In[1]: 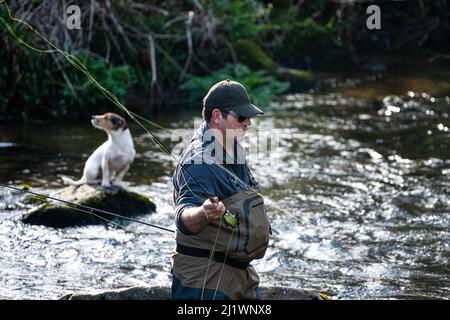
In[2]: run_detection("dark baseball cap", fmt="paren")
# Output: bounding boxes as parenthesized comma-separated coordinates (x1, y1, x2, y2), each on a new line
(203, 79, 264, 118)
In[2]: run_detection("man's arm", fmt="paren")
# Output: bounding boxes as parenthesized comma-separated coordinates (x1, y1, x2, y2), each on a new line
(180, 197, 225, 234)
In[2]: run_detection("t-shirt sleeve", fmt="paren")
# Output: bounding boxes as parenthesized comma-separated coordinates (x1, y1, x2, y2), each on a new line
(174, 164, 220, 235)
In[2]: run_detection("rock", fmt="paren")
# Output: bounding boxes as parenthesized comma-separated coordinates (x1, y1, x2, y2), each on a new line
(59, 286, 170, 300)
(234, 39, 276, 70)
(260, 286, 323, 300)
(21, 184, 156, 228)
(275, 66, 313, 81)
(233, 39, 314, 90)
(59, 285, 323, 300)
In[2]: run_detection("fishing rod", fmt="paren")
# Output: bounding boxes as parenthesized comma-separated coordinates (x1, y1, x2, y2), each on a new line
(0, 183, 175, 233)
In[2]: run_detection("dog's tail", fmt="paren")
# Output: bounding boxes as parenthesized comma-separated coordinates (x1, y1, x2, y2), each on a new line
(61, 176, 86, 186)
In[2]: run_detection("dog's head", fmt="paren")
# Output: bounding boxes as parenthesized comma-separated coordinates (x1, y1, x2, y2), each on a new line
(91, 113, 127, 132)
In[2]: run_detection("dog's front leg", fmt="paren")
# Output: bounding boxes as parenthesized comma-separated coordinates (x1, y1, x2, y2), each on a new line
(114, 164, 130, 185)
(101, 155, 111, 188)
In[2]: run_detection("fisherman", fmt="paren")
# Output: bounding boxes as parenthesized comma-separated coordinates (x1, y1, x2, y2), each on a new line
(171, 79, 271, 300)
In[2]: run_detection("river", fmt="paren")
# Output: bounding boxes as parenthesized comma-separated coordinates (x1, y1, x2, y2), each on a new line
(0, 61, 449, 299)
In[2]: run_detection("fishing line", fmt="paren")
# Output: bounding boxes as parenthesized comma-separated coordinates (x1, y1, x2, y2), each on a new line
(213, 226, 235, 300)
(0, 0, 230, 220)
(1, 1, 283, 219)
(200, 218, 222, 300)
(0, 2, 246, 298)
(61, 202, 127, 230)
(1, 4, 334, 300)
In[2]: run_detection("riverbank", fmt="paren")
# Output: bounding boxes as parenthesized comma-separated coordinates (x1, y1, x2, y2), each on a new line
(1, 54, 448, 125)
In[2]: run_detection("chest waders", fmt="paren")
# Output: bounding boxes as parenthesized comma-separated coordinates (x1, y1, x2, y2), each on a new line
(172, 187, 270, 300)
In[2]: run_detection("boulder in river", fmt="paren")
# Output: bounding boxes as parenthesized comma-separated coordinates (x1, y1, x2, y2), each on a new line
(21, 184, 156, 228)
(59, 285, 324, 300)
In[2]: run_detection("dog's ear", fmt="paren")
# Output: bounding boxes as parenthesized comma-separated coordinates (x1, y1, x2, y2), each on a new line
(110, 115, 118, 126)
(110, 115, 125, 129)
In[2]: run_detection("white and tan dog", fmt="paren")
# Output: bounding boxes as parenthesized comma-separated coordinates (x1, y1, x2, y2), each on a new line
(62, 112, 135, 187)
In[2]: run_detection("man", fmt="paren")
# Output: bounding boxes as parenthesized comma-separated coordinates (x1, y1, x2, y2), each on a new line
(171, 79, 271, 300)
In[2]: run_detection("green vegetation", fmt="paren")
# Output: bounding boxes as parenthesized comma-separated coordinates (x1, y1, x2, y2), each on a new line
(0, 0, 449, 122)
(23, 194, 48, 205)
(181, 63, 289, 108)
(63, 55, 137, 110)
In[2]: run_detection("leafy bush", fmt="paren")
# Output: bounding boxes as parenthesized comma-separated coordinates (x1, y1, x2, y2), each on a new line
(62, 54, 138, 109)
(180, 63, 290, 108)
(1, 50, 137, 120)
(209, 0, 268, 42)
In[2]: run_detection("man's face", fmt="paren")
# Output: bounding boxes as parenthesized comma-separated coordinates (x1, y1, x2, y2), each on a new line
(221, 110, 251, 142)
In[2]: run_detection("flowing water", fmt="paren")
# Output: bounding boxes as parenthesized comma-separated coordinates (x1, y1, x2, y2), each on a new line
(1, 63, 449, 299)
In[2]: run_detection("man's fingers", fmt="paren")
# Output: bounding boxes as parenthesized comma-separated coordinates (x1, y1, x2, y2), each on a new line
(203, 200, 226, 220)
(217, 202, 225, 213)
(204, 203, 219, 210)
(205, 202, 224, 212)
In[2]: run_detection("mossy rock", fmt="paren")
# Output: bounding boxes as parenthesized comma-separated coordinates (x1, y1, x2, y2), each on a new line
(274, 66, 316, 91)
(21, 184, 156, 228)
(260, 286, 325, 300)
(59, 285, 324, 300)
(234, 39, 314, 89)
(234, 39, 275, 70)
(275, 66, 313, 80)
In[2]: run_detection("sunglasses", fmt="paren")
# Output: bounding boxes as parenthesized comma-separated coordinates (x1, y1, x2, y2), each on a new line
(222, 110, 248, 123)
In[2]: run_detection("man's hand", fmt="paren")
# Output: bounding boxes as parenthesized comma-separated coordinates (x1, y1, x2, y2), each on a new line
(180, 197, 226, 234)
(202, 197, 226, 220)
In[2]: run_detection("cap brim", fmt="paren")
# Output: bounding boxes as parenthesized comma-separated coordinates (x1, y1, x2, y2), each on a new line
(234, 103, 264, 118)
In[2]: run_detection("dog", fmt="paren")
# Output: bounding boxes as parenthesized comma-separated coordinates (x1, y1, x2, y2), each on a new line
(62, 112, 135, 187)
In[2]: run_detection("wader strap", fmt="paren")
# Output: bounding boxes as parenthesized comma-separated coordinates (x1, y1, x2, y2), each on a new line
(176, 244, 249, 270)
